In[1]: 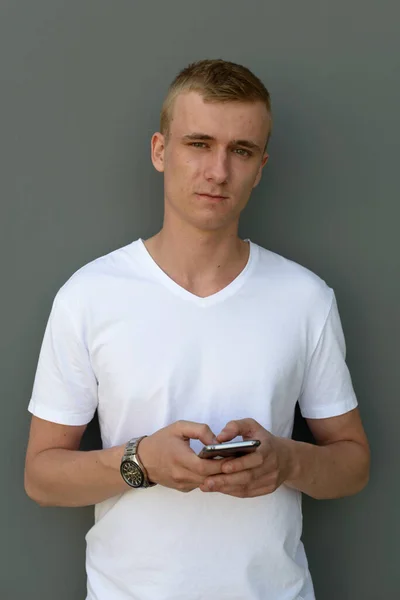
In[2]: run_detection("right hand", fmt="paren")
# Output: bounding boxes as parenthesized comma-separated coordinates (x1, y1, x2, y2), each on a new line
(137, 421, 225, 492)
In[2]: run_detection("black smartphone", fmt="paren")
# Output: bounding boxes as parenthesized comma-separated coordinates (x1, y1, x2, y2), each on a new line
(198, 439, 261, 459)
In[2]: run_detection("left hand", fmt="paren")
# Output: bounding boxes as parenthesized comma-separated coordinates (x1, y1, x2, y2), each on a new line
(199, 418, 294, 498)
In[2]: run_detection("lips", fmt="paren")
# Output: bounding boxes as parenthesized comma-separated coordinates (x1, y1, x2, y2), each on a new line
(196, 193, 228, 200)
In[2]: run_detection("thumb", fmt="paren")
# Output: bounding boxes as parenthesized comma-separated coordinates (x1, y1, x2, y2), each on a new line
(174, 420, 217, 445)
(217, 418, 260, 442)
(216, 420, 240, 442)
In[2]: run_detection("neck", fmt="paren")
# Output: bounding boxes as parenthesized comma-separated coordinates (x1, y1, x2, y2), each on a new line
(143, 218, 249, 296)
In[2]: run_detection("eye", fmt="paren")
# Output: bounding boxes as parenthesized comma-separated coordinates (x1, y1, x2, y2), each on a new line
(234, 148, 252, 157)
(190, 142, 208, 148)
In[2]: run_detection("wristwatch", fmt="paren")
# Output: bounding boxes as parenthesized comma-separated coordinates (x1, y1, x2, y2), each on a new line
(120, 436, 156, 488)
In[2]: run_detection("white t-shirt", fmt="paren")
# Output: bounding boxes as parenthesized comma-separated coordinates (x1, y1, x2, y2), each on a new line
(28, 239, 358, 600)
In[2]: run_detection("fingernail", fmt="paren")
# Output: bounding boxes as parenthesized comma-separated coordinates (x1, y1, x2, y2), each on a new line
(224, 463, 233, 473)
(208, 480, 215, 490)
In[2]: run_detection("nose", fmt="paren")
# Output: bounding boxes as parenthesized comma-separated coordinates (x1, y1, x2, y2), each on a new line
(204, 148, 229, 185)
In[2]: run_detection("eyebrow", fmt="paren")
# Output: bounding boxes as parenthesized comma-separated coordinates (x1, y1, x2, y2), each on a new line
(182, 133, 262, 154)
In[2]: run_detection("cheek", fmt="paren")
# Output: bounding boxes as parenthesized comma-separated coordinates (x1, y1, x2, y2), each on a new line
(164, 157, 198, 198)
(168, 151, 198, 178)
(229, 168, 260, 209)
(236, 168, 258, 194)
(249, 163, 264, 188)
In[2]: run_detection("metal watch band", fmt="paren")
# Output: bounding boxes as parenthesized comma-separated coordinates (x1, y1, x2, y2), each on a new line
(121, 436, 156, 488)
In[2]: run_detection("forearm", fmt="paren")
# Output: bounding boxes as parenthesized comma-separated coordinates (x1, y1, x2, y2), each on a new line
(283, 438, 370, 500)
(25, 445, 128, 507)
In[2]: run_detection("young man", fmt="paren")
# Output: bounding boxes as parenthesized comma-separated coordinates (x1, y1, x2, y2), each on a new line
(25, 59, 370, 600)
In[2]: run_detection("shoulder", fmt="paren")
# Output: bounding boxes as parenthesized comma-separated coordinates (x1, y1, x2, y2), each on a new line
(52, 240, 141, 317)
(252, 241, 334, 315)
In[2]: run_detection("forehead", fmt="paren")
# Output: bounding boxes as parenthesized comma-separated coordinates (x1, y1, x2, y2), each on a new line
(169, 91, 269, 146)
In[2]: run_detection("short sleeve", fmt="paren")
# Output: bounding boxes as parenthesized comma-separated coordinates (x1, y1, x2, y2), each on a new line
(298, 293, 358, 419)
(28, 293, 98, 426)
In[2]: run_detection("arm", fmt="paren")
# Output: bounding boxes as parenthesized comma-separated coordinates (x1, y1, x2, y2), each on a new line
(25, 290, 225, 507)
(284, 408, 370, 499)
(24, 416, 224, 507)
(24, 416, 127, 507)
(200, 410, 370, 500)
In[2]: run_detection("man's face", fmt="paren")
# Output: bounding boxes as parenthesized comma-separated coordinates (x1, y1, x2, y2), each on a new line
(152, 91, 270, 232)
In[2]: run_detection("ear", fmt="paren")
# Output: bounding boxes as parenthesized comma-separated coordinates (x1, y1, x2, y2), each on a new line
(253, 153, 269, 189)
(151, 132, 165, 173)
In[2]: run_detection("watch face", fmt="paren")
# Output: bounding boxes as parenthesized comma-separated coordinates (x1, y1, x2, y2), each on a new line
(121, 460, 144, 488)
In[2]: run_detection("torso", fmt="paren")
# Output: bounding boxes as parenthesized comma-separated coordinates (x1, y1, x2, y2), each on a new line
(60, 238, 330, 599)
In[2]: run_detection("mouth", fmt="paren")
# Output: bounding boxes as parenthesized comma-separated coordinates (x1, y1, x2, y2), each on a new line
(196, 193, 228, 201)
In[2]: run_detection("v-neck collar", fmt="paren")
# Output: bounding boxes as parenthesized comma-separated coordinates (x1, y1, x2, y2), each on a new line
(136, 238, 258, 307)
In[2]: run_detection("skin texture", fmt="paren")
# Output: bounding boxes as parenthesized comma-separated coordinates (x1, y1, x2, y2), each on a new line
(152, 91, 270, 234)
(198, 412, 370, 500)
(24, 418, 225, 506)
(145, 91, 270, 297)
(24, 91, 369, 506)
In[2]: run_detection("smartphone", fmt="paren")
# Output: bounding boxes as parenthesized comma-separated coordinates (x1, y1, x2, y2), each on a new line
(198, 439, 261, 459)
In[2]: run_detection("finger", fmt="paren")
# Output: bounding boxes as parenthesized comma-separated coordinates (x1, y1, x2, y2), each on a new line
(175, 420, 217, 445)
(208, 464, 279, 491)
(202, 468, 257, 491)
(215, 420, 241, 442)
(220, 450, 264, 474)
(202, 461, 279, 491)
(216, 418, 260, 442)
(167, 464, 211, 488)
(200, 482, 250, 498)
(200, 477, 274, 497)
(186, 454, 228, 477)
(225, 478, 279, 497)
(172, 467, 205, 487)
(245, 485, 275, 497)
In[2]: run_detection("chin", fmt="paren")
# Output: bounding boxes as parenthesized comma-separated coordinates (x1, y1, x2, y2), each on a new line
(168, 198, 239, 231)
(190, 214, 237, 232)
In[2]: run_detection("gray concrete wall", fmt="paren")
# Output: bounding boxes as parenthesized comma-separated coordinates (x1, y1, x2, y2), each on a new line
(1, 1, 398, 598)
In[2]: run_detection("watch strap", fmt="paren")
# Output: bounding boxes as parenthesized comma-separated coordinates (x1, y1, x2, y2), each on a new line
(121, 436, 156, 488)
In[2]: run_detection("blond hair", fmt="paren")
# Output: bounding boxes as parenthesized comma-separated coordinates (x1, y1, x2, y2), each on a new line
(160, 59, 272, 148)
